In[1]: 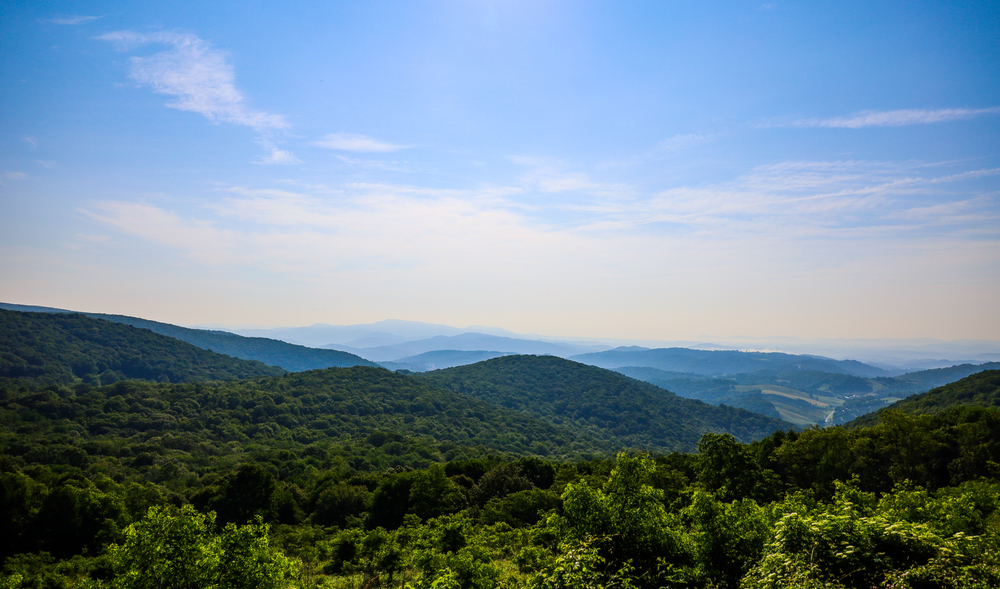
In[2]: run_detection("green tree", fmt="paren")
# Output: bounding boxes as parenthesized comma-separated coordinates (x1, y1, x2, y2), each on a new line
(107, 505, 297, 589)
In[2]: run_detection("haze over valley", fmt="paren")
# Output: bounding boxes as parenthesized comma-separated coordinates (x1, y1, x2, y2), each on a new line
(2, 2, 999, 587)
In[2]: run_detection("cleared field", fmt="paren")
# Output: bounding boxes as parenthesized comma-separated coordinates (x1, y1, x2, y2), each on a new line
(734, 384, 844, 407)
(730, 384, 848, 427)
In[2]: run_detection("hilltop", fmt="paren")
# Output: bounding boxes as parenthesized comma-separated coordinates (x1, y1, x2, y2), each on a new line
(0, 309, 284, 387)
(417, 355, 792, 452)
(847, 369, 1000, 428)
(614, 362, 1000, 426)
(0, 303, 377, 372)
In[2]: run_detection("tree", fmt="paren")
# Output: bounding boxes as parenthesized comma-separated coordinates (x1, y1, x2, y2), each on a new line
(107, 505, 297, 589)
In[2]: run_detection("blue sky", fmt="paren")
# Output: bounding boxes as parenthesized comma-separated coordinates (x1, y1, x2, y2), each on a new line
(1, 1, 998, 341)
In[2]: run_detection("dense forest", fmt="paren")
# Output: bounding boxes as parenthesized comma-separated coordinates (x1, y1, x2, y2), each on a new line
(0, 305, 376, 372)
(3, 372, 999, 587)
(417, 355, 790, 451)
(848, 369, 1000, 428)
(0, 310, 284, 388)
(1, 310, 998, 588)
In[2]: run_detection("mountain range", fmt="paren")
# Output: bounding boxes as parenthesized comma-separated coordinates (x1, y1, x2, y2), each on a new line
(4, 302, 998, 428)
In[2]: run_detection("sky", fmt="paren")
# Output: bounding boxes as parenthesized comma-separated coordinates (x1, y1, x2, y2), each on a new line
(1, 1, 999, 342)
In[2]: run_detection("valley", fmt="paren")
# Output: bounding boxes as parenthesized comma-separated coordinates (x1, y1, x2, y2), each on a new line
(1, 306, 999, 588)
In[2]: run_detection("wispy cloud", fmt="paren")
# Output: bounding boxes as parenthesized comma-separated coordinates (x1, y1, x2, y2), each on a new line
(80, 160, 999, 338)
(255, 139, 299, 165)
(4, 172, 28, 180)
(334, 155, 410, 172)
(256, 148, 300, 165)
(511, 156, 634, 199)
(84, 184, 536, 273)
(314, 133, 408, 152)
(782, 107, 1000, 129)
(654, 133, 712, 151)
(593, 161, 1000, 239)
(24, 136, 37, 149)
(47, 15, 101, 25)
(98, 31, 287, 131)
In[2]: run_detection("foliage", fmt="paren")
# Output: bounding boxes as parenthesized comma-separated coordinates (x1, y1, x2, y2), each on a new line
(82, 312, 379, 372)
(618, 363, 1000, 427)
(106, 505, 297, 589)
(0, 310, 284, 388)
(849, 369, 1000, 428)
(1, 351, 999, 588)
(419, 355, 791, 452)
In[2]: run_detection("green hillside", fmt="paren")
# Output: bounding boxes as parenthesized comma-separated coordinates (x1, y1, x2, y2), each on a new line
(872, 362, 1000, 393)
(3, 372, 999, 588)
(0, 303, 377, 372)
(847, 369, 1000, 428)
(617, 363, 1000, 426)
(417, 355, 792, 451)
(0, 365, 606, 469)
(0, 310, 284, 387)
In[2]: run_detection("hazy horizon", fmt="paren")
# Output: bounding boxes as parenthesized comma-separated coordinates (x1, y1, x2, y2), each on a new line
(2, 2, 998, 341)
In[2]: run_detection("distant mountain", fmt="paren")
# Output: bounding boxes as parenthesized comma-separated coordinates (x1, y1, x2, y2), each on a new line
(417, 355, 793, 452)
(230, 319, 524, 348)
(847, 369, 1000, 428)
(380, 350, 514, 372)
(571, 347, 889, 378)
(873, 362, 1000, 394)
(0, 309, 284, 387)
(0, 303, 377, 372)
(326, 333, 610, 362)
(616, 362, 1000, 427)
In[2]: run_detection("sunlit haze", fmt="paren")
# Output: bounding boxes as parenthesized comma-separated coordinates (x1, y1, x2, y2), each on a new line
(2, 1, 998, 342)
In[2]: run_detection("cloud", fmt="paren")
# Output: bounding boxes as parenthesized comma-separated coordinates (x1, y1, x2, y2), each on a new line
(314, 133, 408, 152)
(4, 172, 28, 180)
(36, 161, 56, 168)
(256, 148, 300, 165)
(783, 107, 1000, 129)
(24, 136, 37, 149)
(656, 133, 712, 151)
(78, 160, 999, 339)
(83, 201, 238, 265)
(98, 31, 286, 131)
(592, 161, 1000, 240)
(47, 15, 100, 25)
(510, 156, 633, 199)
(83, 184, 541, 274)
(334, 155, 410, 172)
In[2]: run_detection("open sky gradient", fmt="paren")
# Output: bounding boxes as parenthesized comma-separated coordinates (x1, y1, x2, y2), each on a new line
(2, 1, 998, 341)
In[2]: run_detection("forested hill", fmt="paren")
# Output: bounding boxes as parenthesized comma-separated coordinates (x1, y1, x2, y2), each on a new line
(872, 362, 1000, 394)
(417, 355, 793, 452)
(848, 369, 1000, 428)
(0, 303, 377, 372)
(570, 346, 888, 377)
(0, 365, 607, 468)
(0, 310, 284, 387)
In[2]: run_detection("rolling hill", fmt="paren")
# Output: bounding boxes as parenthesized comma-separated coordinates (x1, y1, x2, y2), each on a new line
(571, 346, 889, 377)
(324, 332, 607, 361)
(380, 350, 514, 372)
(0, 365, 610, 464)
(847, 369, 1000, 428)
(614, 362, 1000, 426)
(417, 355, 793, 452)
(0, 309, 285, 387)
(0, 303, 377, 372)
